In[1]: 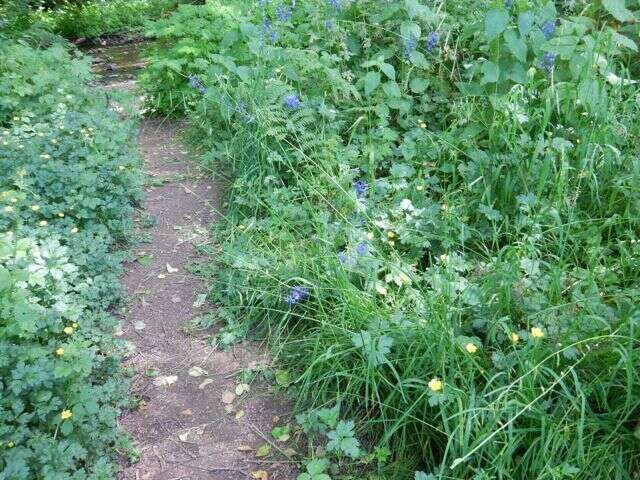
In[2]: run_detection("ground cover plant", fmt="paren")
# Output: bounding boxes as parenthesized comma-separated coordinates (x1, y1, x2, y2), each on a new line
(140, 0, 640, 478)
(0, 36, 143, 478)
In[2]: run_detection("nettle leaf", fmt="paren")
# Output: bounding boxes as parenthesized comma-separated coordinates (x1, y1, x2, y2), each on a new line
(380, 63, 396, 80)
(382, 81, 402, 98)
(390, 162, 416, 177)
(612, 31, 638, 51)
(410, 77, 429, 93)
(518, 11, 535, 36)
(404, 0, 435, 21)
(306, 458, 330, 475)
(602, 0, 635, 22)
(485, 8, 510, 41)
(401, 21, 422, 40)
(504, 30, 527, 62)
(480, 61, 500, 84)
(364, 71, 381, 96)
(409, 50, 428, 68)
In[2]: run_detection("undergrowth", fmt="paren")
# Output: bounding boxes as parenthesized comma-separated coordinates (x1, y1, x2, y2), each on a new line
(0, 33, 143, 478)
(140, 0, 640, 478)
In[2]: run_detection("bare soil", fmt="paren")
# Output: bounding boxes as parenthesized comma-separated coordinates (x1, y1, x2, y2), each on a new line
(102, 80, 296, 477)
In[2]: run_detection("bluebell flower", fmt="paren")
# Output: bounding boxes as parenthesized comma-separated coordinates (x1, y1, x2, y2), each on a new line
(352, 180, 368, 199)
(283, 94, 301, 109)
(404, 36, 416, 57)
(338, 250, 347, 263)
(504, 0, 513, 7)
(541, 20, 556, 39)
(540, 51, 555, 74)
(257, 0, 271, 6)
(325, 19, 334, 30)
(426, 31, 439, 53)
(187, 74, 206, 94)
(276, 5, 292, 22)
(285, 285, 310, 306)
(356, 242, 368, 255)
(327, 0, 340, 10)
(262, 19, 278, 43)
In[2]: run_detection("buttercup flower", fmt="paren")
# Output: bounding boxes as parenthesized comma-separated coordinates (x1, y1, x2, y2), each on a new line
(64, 326, 74, 335)
(60, 410, 73, 420)
(465, 343, 478, 354)
(39, 220, 48, 227)
(510, 332, 520, 343)
(428, 377, 443, 392)
(56, 347, 65, 356)
(3, 206, 13, 213)
(31, 205, 40, 211)
(531, 327, 544, 338)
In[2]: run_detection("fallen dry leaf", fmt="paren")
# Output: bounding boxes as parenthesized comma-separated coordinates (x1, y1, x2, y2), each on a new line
(224, 404, 235, 414)
(237, 445, 254, 452)
(198, 378, 214, 389)
(181, 409, 193, 416)
(221, 391, 236, 404)
(157, 273, 166, 279)
(188, 366, 208, 377)
(133, 321, 146, 331)
(235, 383, 250, 396)
(235, 410, 245, 420)
(251, 471, 268, 480)
(153, 375, 178, 387)
(166, 263, 179, 273)
(255, 444, 271, 458)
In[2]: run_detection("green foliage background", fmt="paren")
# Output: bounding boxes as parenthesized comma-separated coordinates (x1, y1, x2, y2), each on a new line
(140, 0, 640, 478)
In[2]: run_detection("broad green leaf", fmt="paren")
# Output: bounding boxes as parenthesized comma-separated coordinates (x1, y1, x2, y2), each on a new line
(410, 77, 429, 93)
(612, 31, 638, 51)
(404, 0, 435, 21)
(364, 71, 381, 96)
(382, 81, 402, 98)
(409, 50, 428, 68)
(307, 458, 329, 475)
(379, 62, 396, 80)
(602, 0, 635, 22)
(518, 11, 535, 36)
(480, 61, 500, 84)
(0, 266, 11, 290)
(400, 21, 421, 40)
(485, 8, 510, 41)
(504, 30, 527, 62)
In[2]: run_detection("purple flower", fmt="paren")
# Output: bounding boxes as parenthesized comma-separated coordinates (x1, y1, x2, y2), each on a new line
(540, 51, 555, 74)
(352, 180, 368, 199)
(404, 36, 416, 57)
(356, 242, 368, 255)
(327, 0, 340, 10)
(325, 19, 334, 30)
(338, 250, 347, 263)
(541, 20, 556, 40)
(262, 19, 278, 43)
(276, 5, 292, 22)
(285, 285, 310, 306)
(187, 74, 206, 94)
(426, 31, 439, 53)
(283, 94, 301, 109)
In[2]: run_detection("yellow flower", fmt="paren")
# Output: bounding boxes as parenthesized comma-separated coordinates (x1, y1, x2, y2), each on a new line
(420, 122, 427, 129)
(72, 322, 79, 329)
(510, 332, 520, 343)
(388, 240, 395, 247)
(31, 205, 40, 211)
(70, 227, 79, 234)
(10, 197, 17, 203)
(387, 231, 395, 238)
(375, 283, 388, 296)
(3, 206, 13, 213)
(60, 410, 72, 420)
(531, 327, 544, 339)
(56, 347, 65, 356)
(428, 377, 443, 392)
(7, 441, 14, 448)
(39, 220, 48, 227)
(58, 212, 65, 218)
(366, 232, 374, 240)
(416, 185, 424, 191)
(118, 165, 125, 171)
(63, 326, 74, 335)
(465, 343, 478, 354)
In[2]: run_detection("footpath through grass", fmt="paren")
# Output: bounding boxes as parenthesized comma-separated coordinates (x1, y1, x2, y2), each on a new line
(138, 0, 640, 478)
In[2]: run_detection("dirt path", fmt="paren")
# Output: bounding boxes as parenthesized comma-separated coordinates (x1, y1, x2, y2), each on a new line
(112, 116, 295, 478)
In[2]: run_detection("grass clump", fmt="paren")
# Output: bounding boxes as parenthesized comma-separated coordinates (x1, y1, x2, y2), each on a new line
(141, 0, 640, 477)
